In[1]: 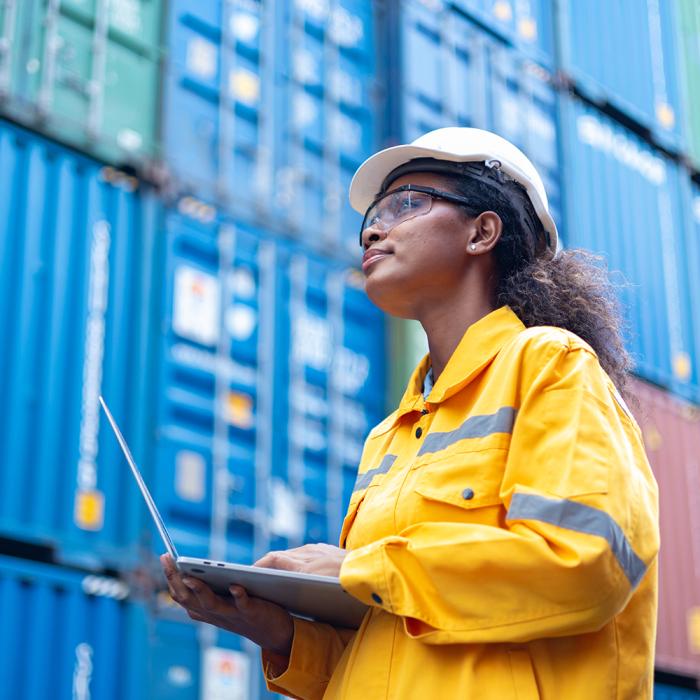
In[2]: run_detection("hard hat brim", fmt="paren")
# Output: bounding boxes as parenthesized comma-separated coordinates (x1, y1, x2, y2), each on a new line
(349, 142, 559, 252)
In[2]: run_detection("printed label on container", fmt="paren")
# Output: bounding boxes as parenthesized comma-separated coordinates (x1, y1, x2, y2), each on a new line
(173, 266, 221, 346)
(688, 607, 700, 654)
(175, 451, 206, 503)
(201, 647, 250, 700)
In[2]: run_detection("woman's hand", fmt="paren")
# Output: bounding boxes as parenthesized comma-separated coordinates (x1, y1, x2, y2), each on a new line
(160, 554, 294, 657)
(254, 543, 348, 577)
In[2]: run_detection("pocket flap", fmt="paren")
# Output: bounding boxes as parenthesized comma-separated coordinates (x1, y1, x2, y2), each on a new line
(414, 451, 505, 509)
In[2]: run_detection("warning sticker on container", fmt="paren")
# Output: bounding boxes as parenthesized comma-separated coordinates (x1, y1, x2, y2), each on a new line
(173, 266, 220, 346)
(201, 647, 250, 700)
(74, 489, 105, 531)
(226, 392, 254, 428)
(688, 607, 700, 654)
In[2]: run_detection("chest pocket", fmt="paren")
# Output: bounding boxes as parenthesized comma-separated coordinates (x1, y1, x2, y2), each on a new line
(412, 448, 506, 513)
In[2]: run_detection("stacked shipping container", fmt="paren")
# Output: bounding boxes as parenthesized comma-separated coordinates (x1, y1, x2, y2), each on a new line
(2, 0, 700, 696)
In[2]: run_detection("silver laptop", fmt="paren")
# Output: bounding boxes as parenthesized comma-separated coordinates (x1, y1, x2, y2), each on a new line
(99, 396, 367, 629)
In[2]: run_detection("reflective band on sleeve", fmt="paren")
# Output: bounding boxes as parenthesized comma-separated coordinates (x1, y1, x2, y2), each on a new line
(507, 493, 647, 588)
(353, 454, 397, 492)
(417, 407, 517, 456)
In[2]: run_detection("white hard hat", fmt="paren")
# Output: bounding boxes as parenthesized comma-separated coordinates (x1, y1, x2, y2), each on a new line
(349, 127, 559, 252)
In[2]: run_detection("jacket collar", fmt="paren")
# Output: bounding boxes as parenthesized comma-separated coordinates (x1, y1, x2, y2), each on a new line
(396, 306, 526, 417)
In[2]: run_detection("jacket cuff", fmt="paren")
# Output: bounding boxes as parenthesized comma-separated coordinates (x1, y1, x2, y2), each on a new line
(261, 617, 336, 700)
(339, 539, 393, 612)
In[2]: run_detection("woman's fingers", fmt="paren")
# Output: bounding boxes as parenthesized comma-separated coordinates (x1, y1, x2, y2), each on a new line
(161, 554, 197, 604)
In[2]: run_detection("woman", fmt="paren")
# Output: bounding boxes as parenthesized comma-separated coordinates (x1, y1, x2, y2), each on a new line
(161, 127, 659, 699)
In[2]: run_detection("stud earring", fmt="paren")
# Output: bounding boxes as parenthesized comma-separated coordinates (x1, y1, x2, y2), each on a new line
(470, 243, 477, 251)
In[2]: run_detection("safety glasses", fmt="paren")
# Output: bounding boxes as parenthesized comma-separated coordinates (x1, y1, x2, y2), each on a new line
(359, 184, 474, 247)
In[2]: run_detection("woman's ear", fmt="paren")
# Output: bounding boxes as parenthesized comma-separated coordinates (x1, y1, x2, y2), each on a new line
(467, 211, 502, 254)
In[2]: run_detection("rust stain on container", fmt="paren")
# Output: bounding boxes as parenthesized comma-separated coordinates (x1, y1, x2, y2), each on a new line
(631, 377, 700, 678)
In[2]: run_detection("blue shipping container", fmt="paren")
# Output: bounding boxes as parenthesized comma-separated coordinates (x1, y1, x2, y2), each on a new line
(161, 0, 378, 259)
(449, 0, 555, 66)
(396, 0, 562, 228)
(655, 683, 700, 699)
(148, 602, 273, 700)
(559, 98, 700, 402)
(150, 209, 387, 563)
(0, 555, 146, 700)
(0, 120, 159, 568)
(557, 0, 684, 150)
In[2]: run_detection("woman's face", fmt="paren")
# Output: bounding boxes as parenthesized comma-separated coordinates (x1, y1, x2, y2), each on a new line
(360, 172, 479, 318)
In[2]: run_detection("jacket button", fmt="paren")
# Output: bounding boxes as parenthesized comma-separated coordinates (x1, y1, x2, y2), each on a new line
(415, 427, 423, 438)
(371, 592, 383, 605)
(462, 488, 475, 500)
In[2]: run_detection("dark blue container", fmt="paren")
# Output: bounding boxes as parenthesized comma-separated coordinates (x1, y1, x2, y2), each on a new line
(0, 555, 147, 700)
(161, 0, 379, 258)
(0, 120, 159, 568)
(450, 0, 555, 66)
(396, 1, 562, 228)
(559, 97, 700, 403)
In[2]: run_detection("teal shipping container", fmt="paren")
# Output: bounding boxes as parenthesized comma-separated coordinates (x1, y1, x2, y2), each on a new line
(0, 0, 163, 167)
(0, 555, 147, 700)
(559, 97, 700, 404)
(676, 0, 700, 169)
(0, 120, 160, 568)
(557, 0, 683, 150)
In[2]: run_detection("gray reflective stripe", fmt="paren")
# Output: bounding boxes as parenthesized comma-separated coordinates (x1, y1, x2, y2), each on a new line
(353, 454, 397, 492)
(417, 406, 517, 456)
(507, 493, 647, 588)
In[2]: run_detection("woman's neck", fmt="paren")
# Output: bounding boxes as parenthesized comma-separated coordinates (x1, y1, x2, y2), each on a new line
(420, 299, 496, 381)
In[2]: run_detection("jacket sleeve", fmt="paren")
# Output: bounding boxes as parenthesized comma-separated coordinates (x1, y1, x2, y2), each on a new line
(262, 617, 356, 699)
(339, 342, 660, 645)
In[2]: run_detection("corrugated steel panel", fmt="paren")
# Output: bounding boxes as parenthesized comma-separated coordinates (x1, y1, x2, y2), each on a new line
(0, 0, 162, 166)
(148, 606, 268, 700)
(151, 210, 387, 561)
(161, 0, 378, 258)
(560, 98, 699, 403)
(275, 253, 386, 549)
(449, 0, 554, 66)
(396, 0, 562, 228)
(0, 555, 147, 700)
(677, 0, 700, 170)
(0, 121, 159, 567)
(631, 378, 700, 679)
(557, 0, 683, 149)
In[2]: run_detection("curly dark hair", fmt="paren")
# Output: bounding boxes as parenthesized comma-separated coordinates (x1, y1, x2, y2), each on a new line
(437, 171, 633, 397)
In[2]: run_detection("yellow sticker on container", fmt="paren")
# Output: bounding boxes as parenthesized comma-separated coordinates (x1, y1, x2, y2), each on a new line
(517, 17, 537, 41)
(673, 351, 692, 382)
(74, 489, 105, 531)
(687, 607, 700, 654)
(642, 422, 662, 452)
(230, 69, 260, 105)
(227, 392, 254, 429)
(656, 102, 676, 129)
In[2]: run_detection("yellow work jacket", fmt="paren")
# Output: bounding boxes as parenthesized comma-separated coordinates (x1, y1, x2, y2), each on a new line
(264, 306, 659, 699)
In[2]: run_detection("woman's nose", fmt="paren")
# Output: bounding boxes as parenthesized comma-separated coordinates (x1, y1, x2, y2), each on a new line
(361, 223, 388, 249)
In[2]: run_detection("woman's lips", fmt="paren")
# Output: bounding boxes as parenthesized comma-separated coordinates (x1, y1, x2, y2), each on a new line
(362, 249, 392, 272)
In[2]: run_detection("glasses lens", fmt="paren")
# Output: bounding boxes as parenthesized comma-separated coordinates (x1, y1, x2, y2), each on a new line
(363, 190, 432, 235)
